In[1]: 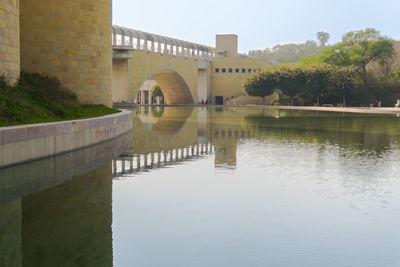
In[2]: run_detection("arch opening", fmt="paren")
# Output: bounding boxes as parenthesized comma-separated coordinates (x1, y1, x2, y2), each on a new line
(137, 68, 194, 105)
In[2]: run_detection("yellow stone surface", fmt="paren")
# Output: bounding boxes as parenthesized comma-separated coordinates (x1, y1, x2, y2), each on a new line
(0, 0, 20, 83)
(211, 57, 270, 101)
(20, 0, 112, 106)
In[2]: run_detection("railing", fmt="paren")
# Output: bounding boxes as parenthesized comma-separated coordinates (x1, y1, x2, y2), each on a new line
(112, 142, 214, 178)
(112, 25, 216, 61)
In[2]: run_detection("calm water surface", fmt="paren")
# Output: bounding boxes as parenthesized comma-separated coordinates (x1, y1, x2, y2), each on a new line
(1, 107, 400, 267)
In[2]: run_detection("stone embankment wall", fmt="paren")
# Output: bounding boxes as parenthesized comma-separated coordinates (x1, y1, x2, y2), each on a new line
(0, 0, 20, 82)
(0, 110, 132, 168)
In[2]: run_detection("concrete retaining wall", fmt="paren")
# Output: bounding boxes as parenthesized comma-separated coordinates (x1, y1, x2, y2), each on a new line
(0, 110, 132, 168)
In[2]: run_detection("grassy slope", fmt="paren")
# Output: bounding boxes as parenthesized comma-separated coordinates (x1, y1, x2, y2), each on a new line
(0, 72, 120, 127)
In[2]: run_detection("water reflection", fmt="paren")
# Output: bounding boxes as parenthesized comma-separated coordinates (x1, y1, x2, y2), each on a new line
(113, 107, 400, 177)
(112, 107, 400, 267)
(111, 107, 400, 267)
(0, 132, 131, 266)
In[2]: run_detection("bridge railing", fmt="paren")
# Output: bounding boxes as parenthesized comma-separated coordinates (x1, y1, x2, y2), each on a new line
(112, 142, 214, 178)
(112, 25, 216, 61)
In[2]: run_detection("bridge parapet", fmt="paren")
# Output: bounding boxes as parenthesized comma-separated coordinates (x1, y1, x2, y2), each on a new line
(112, 25, 215, 61)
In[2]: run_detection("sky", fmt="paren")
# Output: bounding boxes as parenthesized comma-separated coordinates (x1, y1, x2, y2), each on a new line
(113, 0, 400, 53)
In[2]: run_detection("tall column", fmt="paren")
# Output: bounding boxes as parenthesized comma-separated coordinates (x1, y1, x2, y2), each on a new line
(20, 0, 113, 106)
(147, 91, 152, 105)
(140, 90, 146, 105)
(0, 0, 20, 83)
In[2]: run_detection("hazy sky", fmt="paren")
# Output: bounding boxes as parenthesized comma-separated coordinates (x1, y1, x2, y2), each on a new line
(113, 0, 400, 52)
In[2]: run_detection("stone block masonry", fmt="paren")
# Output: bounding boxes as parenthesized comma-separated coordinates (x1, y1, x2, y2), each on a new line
(0, 0, 20, 83)
(19, 0, 113, 106)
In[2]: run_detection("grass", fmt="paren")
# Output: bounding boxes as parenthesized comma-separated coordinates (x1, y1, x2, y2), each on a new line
(0, 72, 120, 127)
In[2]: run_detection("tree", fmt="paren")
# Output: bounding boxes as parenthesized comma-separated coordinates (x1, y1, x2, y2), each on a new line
(151, 84, 163, 98)
(317, 31, 330, 47)
(304, 64, 331, 106)
(243, 71, 276, 105)
(324, 29, 394, 86)
(277, 65, 307, 106)
(244, 64, 356, 106)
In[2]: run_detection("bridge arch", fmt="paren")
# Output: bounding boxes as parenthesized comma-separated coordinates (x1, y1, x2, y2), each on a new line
(138, 66, 195, 105)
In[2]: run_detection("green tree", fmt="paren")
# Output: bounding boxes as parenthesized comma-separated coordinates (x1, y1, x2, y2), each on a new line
(151, 84, 164, 98)
(277, 65, 307, 106)
(243, 71, 276, 105)
(317, 31, 330, 47)
(324, 29, 394, 85)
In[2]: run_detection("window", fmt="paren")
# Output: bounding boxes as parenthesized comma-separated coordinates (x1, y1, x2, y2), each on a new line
(154, 42, 159, 53)
(215, 68, 220, 73)
(222, 68, 226, 73)
(132, 38, 138, 49)
(124, 36, 131, 46)
(116, 34, 122, 46)
(248, 69, 252, 73)
(140, 39, 146, 50)
(215, 96, 224, 105)
(235, 68, 239, 73)
(228, 68, 233, 73)
(242, 69, 246, 73)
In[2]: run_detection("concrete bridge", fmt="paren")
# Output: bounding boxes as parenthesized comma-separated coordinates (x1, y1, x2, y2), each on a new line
(112, 25, 215, 105)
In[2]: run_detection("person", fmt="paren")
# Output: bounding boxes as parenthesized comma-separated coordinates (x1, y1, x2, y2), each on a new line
(201, 99, 204, 106)
(205, 99, 209, 105)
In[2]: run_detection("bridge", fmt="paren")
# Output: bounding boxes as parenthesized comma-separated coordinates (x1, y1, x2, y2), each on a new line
(111, 25, 215, 105)
(1, 0, 270, 107)
(111, 25, 271, 106)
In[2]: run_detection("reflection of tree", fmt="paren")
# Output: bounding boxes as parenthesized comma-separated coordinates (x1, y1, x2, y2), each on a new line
(151, 106, 164, 118)
(244, 115, 400, 159)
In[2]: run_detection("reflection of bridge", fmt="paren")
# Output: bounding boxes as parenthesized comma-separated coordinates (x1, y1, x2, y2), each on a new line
(112, 142, 214, 177)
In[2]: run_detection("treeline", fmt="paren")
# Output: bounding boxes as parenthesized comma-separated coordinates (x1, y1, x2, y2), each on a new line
(244, 28, 400, 106)
(247, 31, 330, 63)
(243, 64, 355, 106)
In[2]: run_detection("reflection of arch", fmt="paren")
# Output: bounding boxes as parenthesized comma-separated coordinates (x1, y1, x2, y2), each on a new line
(138, 66, 194, 105)
(151, 107, 194, 136)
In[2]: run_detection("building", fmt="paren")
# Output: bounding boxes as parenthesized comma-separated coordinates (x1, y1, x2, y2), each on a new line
(211, 34, 271, 105)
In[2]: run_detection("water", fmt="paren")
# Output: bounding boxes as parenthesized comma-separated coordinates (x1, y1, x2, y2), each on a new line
(1, 107, 400, 267)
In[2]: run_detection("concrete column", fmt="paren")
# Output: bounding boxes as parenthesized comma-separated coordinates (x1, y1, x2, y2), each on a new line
(113, 160, 117, 175)
(137, 38, 140, 50)
(20, 0, 113, 106)
(0, 0, 20, 83)
(137, 156, 141, 170)
(121, 159, 126, 173)
(121, 35, 126, 48)
(147, 91, 152, 105)
(129, 36, 133, 48)
(140, 91, 146, 105)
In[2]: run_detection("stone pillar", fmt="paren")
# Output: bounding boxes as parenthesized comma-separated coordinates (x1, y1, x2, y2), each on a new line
(20, 0, 113, 106)
(0, 0, 20, 83)
(147, 91, 152, 105)
(140, 90, 146, 105)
